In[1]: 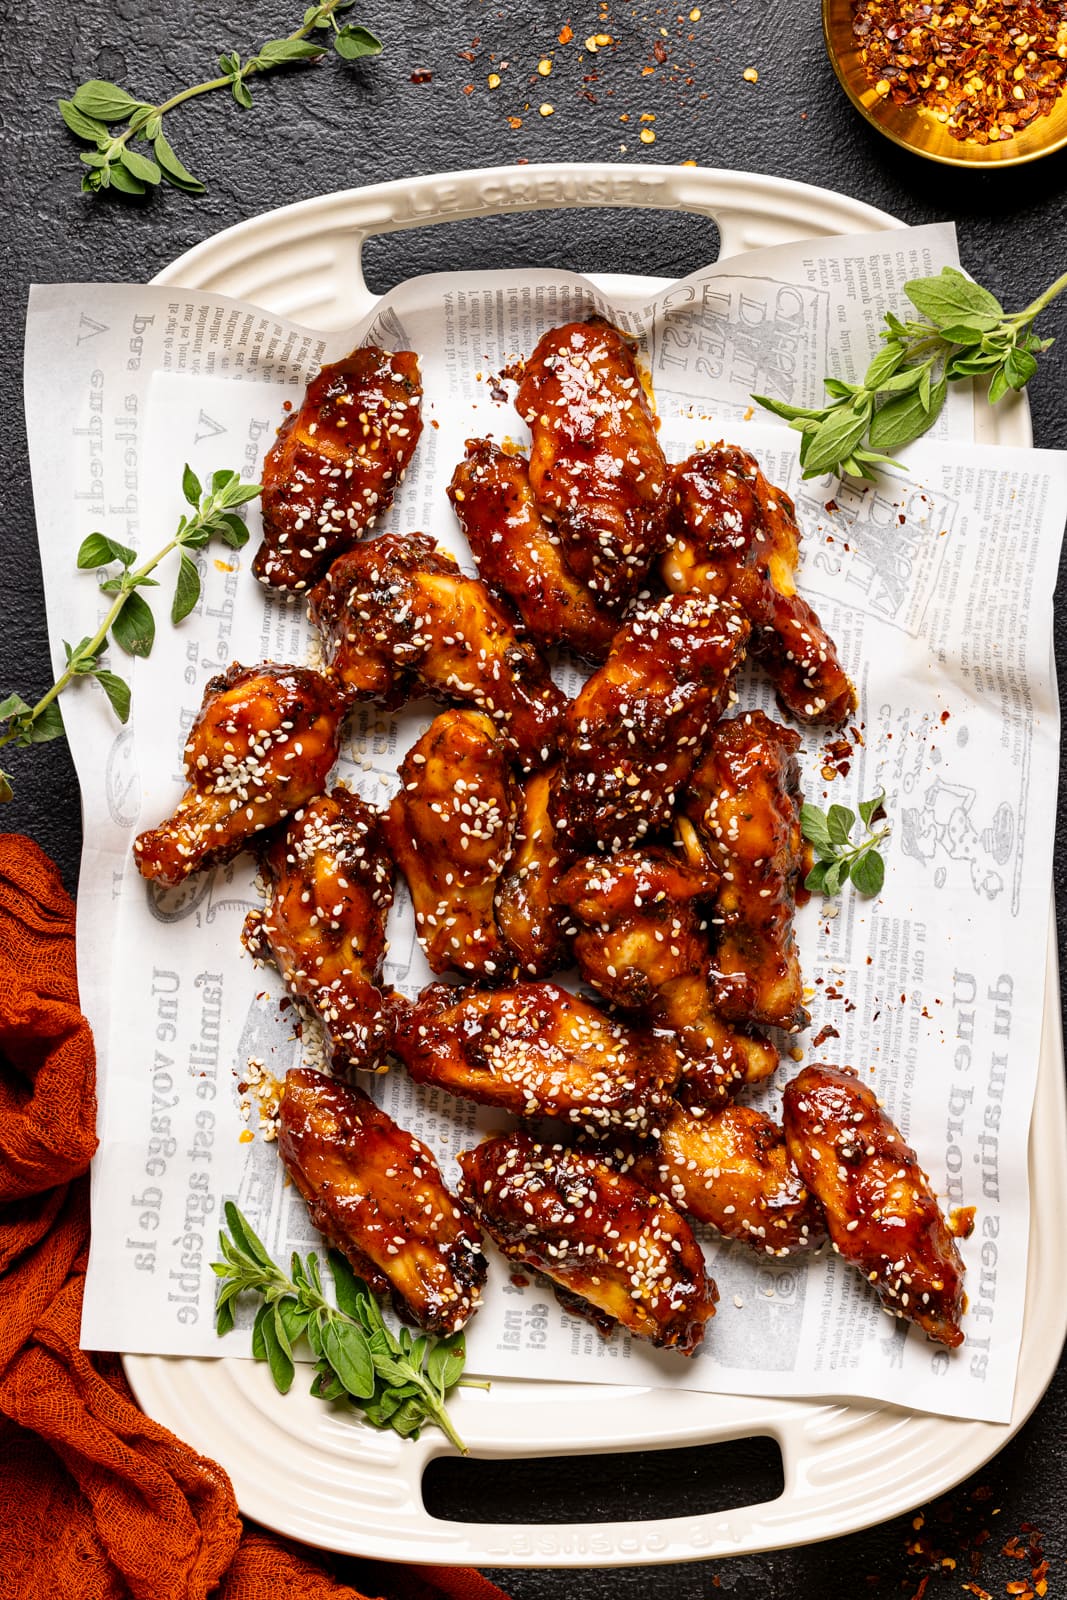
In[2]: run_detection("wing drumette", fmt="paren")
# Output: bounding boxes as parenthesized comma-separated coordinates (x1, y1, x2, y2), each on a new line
(516, 320, 670, 607)
(550, 591, 750, 853)
(255, 346, 422, 594)
(458, 1133, 717, 1353)
(683, 710, 810, 1032)
(393, 981, 678, 1134)
(133, 662, 347, 887)
(278, 1067, 487, 1335)
(242, 789, 397, 1075)
(383, 710, 517, 980)
(628, 1102, 825, 1259)
(309, 531, 566, 768)
(448, 438, 620, 661)
(782, 1065, 966, 1347)
(556, 846, 777, 1107)
(665, 445, 855, 726)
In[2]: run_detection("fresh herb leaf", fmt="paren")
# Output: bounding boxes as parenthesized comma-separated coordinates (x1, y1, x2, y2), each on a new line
(171, 553, 202, 623)
(214, 1206, 477, 1452)
(0, 464, 260, 800)
(801, 793, 890, 900)
(93, 669, 132, 723)
(61, 3, 384, 204)
(754, 265, 1067, 479)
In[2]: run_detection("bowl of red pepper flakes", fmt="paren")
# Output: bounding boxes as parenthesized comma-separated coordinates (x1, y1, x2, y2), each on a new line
(823, 0, 1067, 165)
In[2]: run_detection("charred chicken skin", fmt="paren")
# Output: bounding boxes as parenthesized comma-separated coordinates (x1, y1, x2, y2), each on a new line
(493, 767, 570, 978)
(683, 710, 810, 1033)
(254, 346, 422, 595)
(550, 591, 750, 853)
(278, 1067, 487, 1335)
(628, 1102, 825, 1258)
(458, 1133, 717, 1353)
(516, 319, 670, 609)
(383, 709, 517, 980)
(133, 662, 347, 887)
(665, 445, 856, 726)
(782, 1065, 966, 1347)
(556, 846, 777, 1107)
(448, 438, 620, 661)
(242, 788, 397, 1075)
(308, 531, 566, 768)
(393, 980, 679, 1134)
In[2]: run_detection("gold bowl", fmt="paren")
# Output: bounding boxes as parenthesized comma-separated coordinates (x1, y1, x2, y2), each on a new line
(823, 0, 1067, 167)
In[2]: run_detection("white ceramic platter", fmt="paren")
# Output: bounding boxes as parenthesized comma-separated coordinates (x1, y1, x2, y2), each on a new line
(124, 164, 1067, 1567)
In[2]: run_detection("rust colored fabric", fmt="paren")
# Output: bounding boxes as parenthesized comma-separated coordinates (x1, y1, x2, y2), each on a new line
(0, 834, 510, 1600)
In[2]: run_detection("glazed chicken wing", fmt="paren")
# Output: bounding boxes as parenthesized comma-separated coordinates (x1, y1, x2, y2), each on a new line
(665, 445, 855, 726)
(242, 788, 397, 1075)
(309, 531, 566, 768)
(782, 1065, 966, 1346)
(493, 768, 570, 978)
(448, 438, 621, 661)
(278, 1067, 487, 1335)
(629, 1102, 825, 1258)
(683, 710, 810, 1032)
(133, 662, 347, 886)
(393, 981, 678, 1134)
(550, 591, 750, 853)
(383, 709, 516, 979)
(556, 847, 777, 1107)
(254, 346, 422, 594)
(516, 320, 670, 607)
(458, 1133, 717, 1353)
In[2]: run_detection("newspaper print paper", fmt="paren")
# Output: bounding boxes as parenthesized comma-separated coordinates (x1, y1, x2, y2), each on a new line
(22, 220, 1064, 1423)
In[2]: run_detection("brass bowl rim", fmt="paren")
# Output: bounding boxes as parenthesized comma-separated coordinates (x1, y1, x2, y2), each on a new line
(822, 0, 1067, 169)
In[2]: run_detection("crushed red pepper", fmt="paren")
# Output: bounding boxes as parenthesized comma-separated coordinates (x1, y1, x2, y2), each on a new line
(851, 0, 1067, 144)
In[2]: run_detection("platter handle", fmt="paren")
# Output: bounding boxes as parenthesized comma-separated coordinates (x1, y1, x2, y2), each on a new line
(157, 162, 898, 326)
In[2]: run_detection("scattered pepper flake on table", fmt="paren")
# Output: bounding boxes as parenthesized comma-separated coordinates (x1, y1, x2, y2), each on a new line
(851, 0, 1067, 144)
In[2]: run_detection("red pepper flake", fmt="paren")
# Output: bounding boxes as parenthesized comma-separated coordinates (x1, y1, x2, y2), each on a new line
(654, 39, 669, 61)
(559, 23, 574, 43)
(409, 69, 433, 84)
(462, 82, 475, 95)
(850, 0, 1067, 146)
(508, 114, 523, 127)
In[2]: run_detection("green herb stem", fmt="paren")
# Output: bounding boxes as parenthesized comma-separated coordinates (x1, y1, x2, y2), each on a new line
(0, 465, 258, 801)
(213, 1203, 477, 1453)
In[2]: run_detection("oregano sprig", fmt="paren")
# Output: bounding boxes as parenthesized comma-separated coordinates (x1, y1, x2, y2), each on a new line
(0, 465, 259, 802)
(755, 265, 1067, 480)
(60, 2, 382, 199)
(213, 1202, 485, 1453)
(801, 792, 890, 898)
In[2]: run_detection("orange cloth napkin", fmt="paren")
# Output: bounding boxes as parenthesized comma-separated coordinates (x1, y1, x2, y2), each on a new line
(0, 834, 510, 1600)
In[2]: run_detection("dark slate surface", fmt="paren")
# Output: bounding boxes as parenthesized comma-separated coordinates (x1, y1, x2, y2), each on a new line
(3, 0, 1065, 1591)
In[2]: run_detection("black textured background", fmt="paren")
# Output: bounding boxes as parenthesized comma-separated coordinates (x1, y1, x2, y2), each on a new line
(3, 1, 1065, 1593)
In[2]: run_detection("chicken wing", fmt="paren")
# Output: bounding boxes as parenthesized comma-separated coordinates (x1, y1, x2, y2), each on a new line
(683, 710, 810, 1032)
(782, 1065, 965, 1346)
(458, 1133, 717, 1353)
(254, 346, 422, 594)
(665, 445, 855, 726)
(383, 709, 516, 979)
(242, 788, 397, 1075)
(448, 438, 621, 661)
(628, 1102, 825, 1258)
(278, 1067, 487, 1335)
(493, 767, 570, 978)
(309, 531, 566, 768)
(133, 662, 347, 886)
(516, 320, 670, 607)
(555, 846, 777, 1107)
(392, 981, 678, 1134)
(550, 591, 750, 853)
